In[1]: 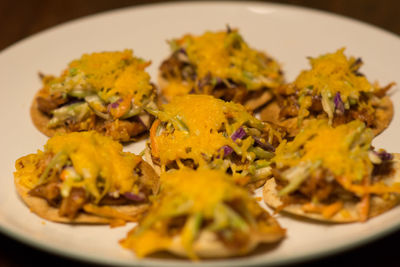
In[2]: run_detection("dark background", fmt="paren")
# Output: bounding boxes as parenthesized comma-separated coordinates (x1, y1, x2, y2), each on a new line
(0, 0, 399, 266)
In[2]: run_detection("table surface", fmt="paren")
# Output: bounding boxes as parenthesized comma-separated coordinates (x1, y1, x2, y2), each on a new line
(1, 0, 399, 266)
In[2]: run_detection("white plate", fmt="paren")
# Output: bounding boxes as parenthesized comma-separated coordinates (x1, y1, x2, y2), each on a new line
(0, 1, 399, 266)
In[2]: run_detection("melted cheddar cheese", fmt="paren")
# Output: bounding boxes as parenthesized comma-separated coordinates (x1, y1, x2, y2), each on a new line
(183, 31, 230, 79)
(162, 29, 283, 100)
(15, 131, 142, 201)
(153, 95, 262, 167)
(294, 48, 376, 101)
(47, 50, 153, 115)
(274, 119, 373, 182)
(161, 80, 193, 99)
(15, 152, 45, 189)
(160, 168, 247, 215)
(121, 168, 250, 258)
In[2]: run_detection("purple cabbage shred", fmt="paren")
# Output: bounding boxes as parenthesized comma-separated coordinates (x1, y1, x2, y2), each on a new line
(334, 92, 345, 114)
(377, 150, 393, 161)
(178, 48, 187, 55)
(231, 127, 246, 141)
(109, 99, 122, 109)
(222, 145, 234, 157)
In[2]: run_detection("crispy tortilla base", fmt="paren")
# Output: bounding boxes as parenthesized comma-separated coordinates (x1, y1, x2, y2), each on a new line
(374, 96, 394, 135)
(14, 161, 156, 224)
(263, 153, 400, 223)
(158, 74, 273, 111)
(30, 91, 66, 137)
(131, 211, 284, 258)
(144, 143, 161, 176)
(260, 96, 394, 136)
(167, 224, 285, 258)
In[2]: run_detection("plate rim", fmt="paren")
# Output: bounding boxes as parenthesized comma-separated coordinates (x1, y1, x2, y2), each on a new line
(1, 0, 399, 55)
(1, 1, 400, 266)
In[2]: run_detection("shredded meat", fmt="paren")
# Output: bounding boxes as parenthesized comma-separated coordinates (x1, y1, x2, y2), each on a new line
(332, 113, 349, 126)
(159, 52, 188, 79)
(277, 89, 377, 129)
(66, 114, 98, 132)
(29, 182, 61, 206)
(104, 120, 147, 142)
(309, 95, 323, 113)
(167, 215, 188, 236)
(160, 54, 274, 110)
(261, 123, 287, 147)
(298, 169, 333, 201)
(36, 92, 68, 114)
(372, 161, 394, 178)
(350, 108, 375, 128)
(58, 187, 87, 219)
(217, 229, 250, 250)
(278, 95, 298, 118)
(219, 86, 247, 103)
(99, 195, 131, 205)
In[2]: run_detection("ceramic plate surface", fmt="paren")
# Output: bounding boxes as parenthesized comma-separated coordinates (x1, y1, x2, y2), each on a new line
(0, 1, 399, 266)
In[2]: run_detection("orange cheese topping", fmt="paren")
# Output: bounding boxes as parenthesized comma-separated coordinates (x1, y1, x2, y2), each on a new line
(121, 168, 250, 258)
(153, 95, 261, 167)
(47, 50, 153, 112)
(161, 80, 193, 100)
(294, 48, 376, 101)
(14, 152, 45, 189)
(184, 31, 230, 79)
(274, 119, 373, 182)
(15, 131, 142, 200)
(159, 168, 247, 215)
(167, 29, 283, 93)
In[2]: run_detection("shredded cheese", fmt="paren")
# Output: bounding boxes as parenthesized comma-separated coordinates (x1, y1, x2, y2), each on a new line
(121, 168, 250, 258)
(15, 131, 142, 200)
(161, 168, 247, 215)
(274, 119, 373, 183)
(45, 50, 153, 118)
(162, 29, 283, 99)
(294, 48, 376, 101)
(153, 95, 262, 167)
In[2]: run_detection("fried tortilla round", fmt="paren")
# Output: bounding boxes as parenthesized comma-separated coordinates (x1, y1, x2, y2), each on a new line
(263, 153, 400, 223)
(167, 221, 285, 258)
(14, 161, 155, 224)
(122, 210, 285, 259)
(144, 143, 161, 176)
(260, 96, 394, 137)
(30, 91, 66, 137)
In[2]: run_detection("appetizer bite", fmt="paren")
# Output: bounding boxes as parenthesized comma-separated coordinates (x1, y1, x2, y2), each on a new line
(263, 119, 400, 222)
(146, 94, 285, 188)
(31, 50, 157, 142)
(121, 168, 285, 259)
(261, 48, 394, 136)
(14, 131, 158, 224)
(159, 27, 284, 110)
